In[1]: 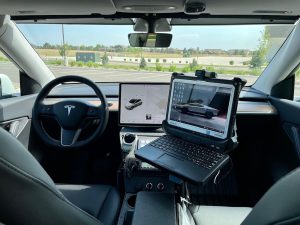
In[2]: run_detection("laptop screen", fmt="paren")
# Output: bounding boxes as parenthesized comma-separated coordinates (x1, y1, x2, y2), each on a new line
(167, 79, 235, 139)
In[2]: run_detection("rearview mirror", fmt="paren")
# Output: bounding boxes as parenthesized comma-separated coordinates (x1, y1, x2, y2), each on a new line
(128, 33, 172, 48)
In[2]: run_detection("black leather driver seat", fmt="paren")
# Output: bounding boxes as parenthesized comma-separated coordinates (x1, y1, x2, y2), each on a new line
(0, 128, 120, 225)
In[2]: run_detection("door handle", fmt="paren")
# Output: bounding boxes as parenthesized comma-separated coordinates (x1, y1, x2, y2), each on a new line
(0, 117, 29, 137)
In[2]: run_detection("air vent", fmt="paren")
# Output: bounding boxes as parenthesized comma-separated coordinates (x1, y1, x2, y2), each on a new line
(17, 10, 37, 14)
(253, 10, 292, 14)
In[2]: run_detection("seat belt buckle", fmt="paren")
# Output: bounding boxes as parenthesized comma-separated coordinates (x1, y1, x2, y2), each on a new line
(180, 196, 191, 205)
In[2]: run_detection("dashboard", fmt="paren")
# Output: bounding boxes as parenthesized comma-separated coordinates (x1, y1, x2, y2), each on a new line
(45, 83, 277, 118)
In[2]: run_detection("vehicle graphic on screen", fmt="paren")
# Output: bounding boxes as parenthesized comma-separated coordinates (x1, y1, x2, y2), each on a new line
(173, 102, 219, 119)
(125, 99, 143, 110)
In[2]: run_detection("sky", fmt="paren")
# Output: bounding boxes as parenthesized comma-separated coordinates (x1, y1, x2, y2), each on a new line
(17, 24, 267, 50)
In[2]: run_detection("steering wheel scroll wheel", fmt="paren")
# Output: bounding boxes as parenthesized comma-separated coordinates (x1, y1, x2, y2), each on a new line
(32, 76, 109, 148)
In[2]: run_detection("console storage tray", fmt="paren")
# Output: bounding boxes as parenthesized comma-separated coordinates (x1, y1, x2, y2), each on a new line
(132, 192, 177, 225)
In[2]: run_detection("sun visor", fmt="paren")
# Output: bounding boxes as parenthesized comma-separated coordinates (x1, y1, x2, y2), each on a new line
(0, 0, 116, 16)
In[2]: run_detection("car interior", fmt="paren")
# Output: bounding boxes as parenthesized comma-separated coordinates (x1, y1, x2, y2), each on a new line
(1, 0, 300, 225)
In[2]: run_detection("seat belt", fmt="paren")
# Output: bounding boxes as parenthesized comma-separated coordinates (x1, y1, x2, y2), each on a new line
(178, 182, 196, 225)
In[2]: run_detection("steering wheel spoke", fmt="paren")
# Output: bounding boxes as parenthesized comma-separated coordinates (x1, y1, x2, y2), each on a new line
(87, 106, 102, 119)
(60, 128, 82, 147)
(37, 103, 55, 117)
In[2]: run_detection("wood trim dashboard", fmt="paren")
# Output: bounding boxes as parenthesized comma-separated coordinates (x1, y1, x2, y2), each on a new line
(44, 97, 277, 115)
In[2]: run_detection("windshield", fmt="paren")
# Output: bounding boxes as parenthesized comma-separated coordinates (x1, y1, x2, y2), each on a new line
(17, 24, 294, 85)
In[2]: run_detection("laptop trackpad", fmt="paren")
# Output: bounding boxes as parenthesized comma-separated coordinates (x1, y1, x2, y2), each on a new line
(156, 154, 183, 169)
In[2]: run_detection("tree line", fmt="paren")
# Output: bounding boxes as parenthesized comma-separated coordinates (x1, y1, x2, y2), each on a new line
(34, 43, 254, 57)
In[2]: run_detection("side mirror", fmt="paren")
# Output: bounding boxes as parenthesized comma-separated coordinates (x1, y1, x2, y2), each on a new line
(128, 33, 172, 48)
(0, 74, 17, 97)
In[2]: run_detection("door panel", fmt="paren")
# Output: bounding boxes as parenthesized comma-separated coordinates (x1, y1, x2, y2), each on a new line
(270, 97, 300, 124)
(0, 94, 36, 147)
(269, 97, 300, 174)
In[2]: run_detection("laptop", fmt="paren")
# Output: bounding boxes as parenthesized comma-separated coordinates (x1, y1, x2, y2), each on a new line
(135, 76, 238, 184)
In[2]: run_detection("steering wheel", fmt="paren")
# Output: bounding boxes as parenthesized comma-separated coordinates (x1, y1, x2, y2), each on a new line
(32, 76, 109, 148)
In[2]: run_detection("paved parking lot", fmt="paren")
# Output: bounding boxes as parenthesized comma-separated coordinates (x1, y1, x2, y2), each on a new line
(0, 61, 257, 84)
(51, 66, 174, 82)
(50, 65, 259, 84)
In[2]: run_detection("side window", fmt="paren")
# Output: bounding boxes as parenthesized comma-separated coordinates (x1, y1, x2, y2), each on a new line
(0, 52, 20, 99)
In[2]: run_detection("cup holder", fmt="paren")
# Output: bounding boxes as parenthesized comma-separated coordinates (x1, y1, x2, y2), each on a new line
(127, 195, 136, 208)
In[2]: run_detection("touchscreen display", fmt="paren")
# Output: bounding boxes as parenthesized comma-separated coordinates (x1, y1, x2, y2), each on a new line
(120, 84, 169, 125)
(167, 79, 234, 139)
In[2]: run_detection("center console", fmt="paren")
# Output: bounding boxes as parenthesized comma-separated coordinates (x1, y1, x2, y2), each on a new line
(119, 127, 175, 193)
(132, 192, 176, 225)
(117, 192, 177, 225)
(117, 127, 177, 225)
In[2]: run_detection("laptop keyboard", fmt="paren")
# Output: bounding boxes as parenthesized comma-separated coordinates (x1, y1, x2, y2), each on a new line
(150, 135, 226, 170)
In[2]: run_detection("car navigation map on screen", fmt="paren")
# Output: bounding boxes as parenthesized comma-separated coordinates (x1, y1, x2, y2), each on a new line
(120, 84, 170, 125)
(168, 80, 234, 139)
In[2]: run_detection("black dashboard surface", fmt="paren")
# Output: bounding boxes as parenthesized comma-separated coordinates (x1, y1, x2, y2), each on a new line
(49, 83, 119, 97)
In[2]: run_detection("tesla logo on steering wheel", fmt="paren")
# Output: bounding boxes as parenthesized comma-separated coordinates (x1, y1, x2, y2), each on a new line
(64, 105, 76, 116)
